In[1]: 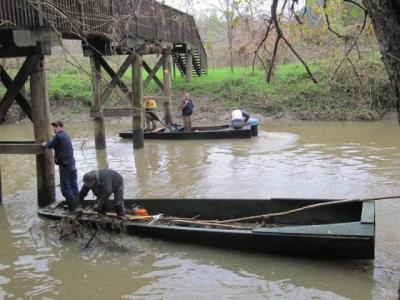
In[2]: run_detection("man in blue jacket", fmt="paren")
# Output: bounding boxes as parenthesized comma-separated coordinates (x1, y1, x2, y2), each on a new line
(42, 120, 78, 212)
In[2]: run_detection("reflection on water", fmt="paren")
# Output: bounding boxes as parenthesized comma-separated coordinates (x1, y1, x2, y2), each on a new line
(0, 120, 400, 299)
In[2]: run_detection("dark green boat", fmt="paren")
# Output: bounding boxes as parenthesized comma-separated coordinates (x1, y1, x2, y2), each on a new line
(38, 198, 375, 259)
(119, 124, 257, 140)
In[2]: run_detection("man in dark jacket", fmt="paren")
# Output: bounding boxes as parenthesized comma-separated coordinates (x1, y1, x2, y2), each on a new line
(182, 92, 194, 132)
(42, 120, 78, 212)
(77, 169, 126, 218)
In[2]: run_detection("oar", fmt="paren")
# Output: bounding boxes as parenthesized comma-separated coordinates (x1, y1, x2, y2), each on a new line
(145, 111, 172, 131)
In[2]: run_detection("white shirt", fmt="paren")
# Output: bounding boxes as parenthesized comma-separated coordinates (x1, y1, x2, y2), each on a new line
(231, 109, 243, 120)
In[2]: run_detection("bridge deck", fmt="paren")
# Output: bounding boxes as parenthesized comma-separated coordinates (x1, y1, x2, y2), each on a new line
(0, 0, 207, 69)
(1, 0, 198, 44)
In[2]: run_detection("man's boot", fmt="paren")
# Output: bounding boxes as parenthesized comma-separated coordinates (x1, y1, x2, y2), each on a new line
(115, 205, 126, 220)
(65, 198, 77, 214)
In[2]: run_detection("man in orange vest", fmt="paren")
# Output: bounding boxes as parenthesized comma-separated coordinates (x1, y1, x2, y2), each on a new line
(143, 96, 157, 131)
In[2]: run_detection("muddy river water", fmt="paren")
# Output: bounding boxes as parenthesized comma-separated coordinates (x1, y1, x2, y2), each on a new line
(0, 120, 399, 299)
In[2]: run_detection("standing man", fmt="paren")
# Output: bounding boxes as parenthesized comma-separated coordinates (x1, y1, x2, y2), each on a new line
(77, 169, 126, 219)
(143, 96, 157, 131)
(41, 120, 78, 212)
(182, 92, 194, 132)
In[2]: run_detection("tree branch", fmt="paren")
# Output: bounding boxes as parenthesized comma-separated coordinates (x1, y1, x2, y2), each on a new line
(271, 0, 318, 84)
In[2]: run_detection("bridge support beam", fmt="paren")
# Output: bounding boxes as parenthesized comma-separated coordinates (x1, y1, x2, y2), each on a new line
(90, 54, 106, 150)
(132, 54, 144, 149)
(0, 55, 38, 123)
(143, 59, 164, 90)
(0, 65, 33, 122)
(98, 54, 134, 105)
(0, 164, 2, 205)
(163, 51, 173, 125)
(30, 54, 56, 207)
(96, 149, 109, 170)
(186, 48, 193, 82)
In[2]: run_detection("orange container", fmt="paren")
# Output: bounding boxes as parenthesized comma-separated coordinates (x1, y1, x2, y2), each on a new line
(134, 208, 148, 216)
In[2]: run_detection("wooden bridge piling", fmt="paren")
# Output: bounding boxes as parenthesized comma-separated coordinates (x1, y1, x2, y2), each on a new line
(95, 149, 109, 170)
(0, 164, 2, 205)
(0, 0, 208, 205)
(90, 54, 106, 150)
(30, 53, 56, 207)
(132, 54, 144, 149)
(163, 51, 173, 125)
(186, 48, 193, 82)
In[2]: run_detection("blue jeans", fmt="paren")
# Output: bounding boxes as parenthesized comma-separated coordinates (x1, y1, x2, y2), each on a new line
(59, 166, 78, 200)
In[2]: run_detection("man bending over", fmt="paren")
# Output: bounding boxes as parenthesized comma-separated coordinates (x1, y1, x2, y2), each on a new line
(78, 169, 126, 219)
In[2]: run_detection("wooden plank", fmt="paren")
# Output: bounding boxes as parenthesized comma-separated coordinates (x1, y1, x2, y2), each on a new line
(0, 65, 32, 121)
(142, 60, 164, 90)
(361, 200, 375, 224)
(0, 143, 46, 154)
(0, 54, 39, 122)
(252, 222, 374, 237)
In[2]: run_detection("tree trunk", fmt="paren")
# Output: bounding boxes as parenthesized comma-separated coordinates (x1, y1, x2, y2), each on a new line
(227, 19, 234, 73)
(362, 0, 400, 115)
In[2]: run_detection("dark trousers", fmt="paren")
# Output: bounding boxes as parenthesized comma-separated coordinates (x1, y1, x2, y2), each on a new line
(98, 183, 125, 217)
(59, 166, 79, 201)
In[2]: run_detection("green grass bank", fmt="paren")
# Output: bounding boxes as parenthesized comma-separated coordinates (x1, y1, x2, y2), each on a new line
(174, 54, 394, 121)
(1, 53, 394, 122)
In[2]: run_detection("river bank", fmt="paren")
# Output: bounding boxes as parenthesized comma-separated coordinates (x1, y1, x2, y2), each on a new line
(2, 53, 395, 124)
(6, 92, 397, 128)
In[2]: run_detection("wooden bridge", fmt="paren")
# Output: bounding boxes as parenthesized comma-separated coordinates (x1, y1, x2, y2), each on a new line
(0, 0, 207, 75)
(0, 0, 208, 207)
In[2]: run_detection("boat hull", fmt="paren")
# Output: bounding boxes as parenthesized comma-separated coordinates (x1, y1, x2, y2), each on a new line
(38, 198, 375, 259)
(119, 125, 254, 140)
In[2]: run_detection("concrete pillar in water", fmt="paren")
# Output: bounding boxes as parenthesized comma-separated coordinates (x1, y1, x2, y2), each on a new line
(30, 55, 56, 207)
(90, 55, 106, 149)
(132, 54, 144, 149)
(163, 51, 173, 125)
